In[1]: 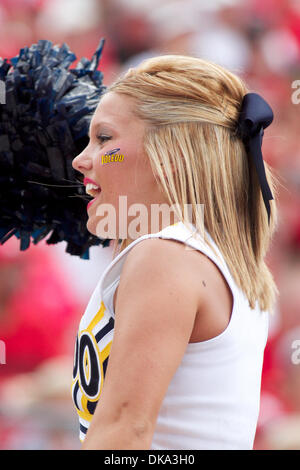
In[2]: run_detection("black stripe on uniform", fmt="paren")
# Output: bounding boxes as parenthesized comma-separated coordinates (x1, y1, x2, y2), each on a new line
(102, 356, 109, 376)
(95, 316, 114, 343)
(87, 400, 98, 415)
(73, 381, 80, 410)
(80, 423, 88, 435)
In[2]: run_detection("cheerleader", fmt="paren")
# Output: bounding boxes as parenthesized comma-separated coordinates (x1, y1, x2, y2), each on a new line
(71, 54, 278, 450)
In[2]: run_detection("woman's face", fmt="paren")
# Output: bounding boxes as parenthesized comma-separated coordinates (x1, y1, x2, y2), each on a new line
(72, 91, 169, 240)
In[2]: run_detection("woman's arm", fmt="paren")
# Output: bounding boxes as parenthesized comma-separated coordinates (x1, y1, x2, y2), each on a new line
(82, 237, 200, 450)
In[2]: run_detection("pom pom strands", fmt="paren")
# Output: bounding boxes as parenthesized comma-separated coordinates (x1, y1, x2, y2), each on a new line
(0, 38, 111, 259)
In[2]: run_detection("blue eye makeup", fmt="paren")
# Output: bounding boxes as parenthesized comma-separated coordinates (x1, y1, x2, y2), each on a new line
(97, 135, 112, 144)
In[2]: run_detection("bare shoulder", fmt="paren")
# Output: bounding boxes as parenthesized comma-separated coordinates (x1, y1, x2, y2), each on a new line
(118, 237, 191, 302)
(122, 236, 208, 284)
(112, 236, 212, 317)
(118, 236, 233, 343)
(125, 236, 184, 263)
(114, 236, 203, 334)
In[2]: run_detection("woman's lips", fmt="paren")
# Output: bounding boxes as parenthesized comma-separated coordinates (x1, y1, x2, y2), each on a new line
(87, 190, 101, 210)
(84, 177, 102, 211)
(83, 177, 101, 188)
(87, 199, 95, 210)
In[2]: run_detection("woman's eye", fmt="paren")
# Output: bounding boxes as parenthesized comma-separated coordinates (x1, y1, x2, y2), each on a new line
(97, 135, 112, 144)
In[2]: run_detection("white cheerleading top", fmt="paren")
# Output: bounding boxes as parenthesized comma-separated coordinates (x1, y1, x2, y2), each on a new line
(71, 221, 269, 449)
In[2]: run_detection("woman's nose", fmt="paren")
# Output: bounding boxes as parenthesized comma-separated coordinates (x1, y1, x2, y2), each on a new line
(72, 149, 92, 172)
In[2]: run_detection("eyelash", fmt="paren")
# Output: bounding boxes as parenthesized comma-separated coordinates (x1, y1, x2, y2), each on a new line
(97, 135, 112, 144)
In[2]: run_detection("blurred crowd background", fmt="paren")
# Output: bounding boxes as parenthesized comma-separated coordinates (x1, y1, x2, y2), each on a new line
(0, 0, 300, 450)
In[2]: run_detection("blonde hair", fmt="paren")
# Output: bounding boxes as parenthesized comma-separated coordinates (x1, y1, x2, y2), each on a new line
(106, 55, 278, 312)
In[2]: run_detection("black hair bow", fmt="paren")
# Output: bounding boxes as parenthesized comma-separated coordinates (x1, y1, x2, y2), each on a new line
(237, 92, 274, 224)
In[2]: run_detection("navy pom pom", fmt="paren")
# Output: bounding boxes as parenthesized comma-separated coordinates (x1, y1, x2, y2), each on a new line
(0, 38, 112, 259)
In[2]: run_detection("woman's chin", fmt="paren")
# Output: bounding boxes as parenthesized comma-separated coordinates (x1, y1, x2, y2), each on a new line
(86, 216, 119, 240)
(86, 218, 97, 237)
